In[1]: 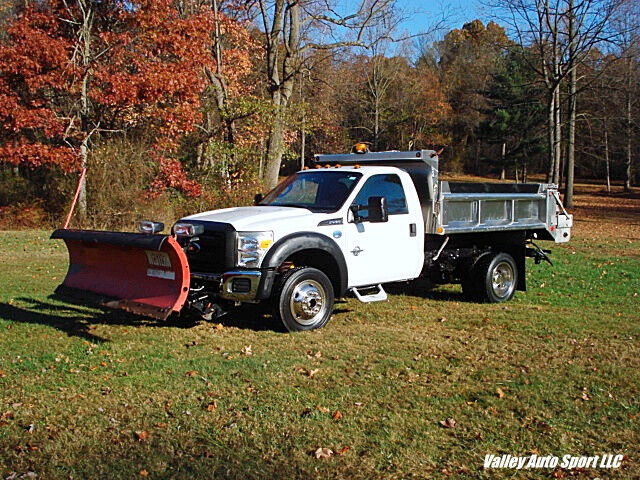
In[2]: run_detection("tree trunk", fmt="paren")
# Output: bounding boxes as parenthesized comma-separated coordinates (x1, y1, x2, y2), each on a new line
(625, 56, 633, 191)
(500, 142, 506, 180)
(604, 129, 611, 193)
(264, 110, 285, 188)
(564, 0, 576, 207)
(77, 3, 93, 221)
(553, 84, 562, 185)
(547, 89, 555, 182)
(299, 72, 306, 169)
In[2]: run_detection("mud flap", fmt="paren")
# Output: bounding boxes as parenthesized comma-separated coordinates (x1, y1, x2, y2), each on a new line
(51, 229, 190, 320)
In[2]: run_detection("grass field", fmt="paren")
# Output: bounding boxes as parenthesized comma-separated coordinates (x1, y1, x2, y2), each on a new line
(0, 183, 639, 479)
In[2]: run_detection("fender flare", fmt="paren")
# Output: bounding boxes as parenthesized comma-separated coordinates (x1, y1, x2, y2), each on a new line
(256, 232, 348, 299)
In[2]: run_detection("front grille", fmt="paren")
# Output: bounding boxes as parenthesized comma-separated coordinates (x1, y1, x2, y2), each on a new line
(185, 224, 236, 274)
(231, 278, 251, 293)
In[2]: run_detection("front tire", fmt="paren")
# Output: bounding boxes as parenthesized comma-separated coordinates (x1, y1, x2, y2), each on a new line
(274, 267, 334, 332)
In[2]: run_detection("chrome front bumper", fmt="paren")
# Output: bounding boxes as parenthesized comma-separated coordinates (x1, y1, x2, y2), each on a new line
(219, 270, 261, 301)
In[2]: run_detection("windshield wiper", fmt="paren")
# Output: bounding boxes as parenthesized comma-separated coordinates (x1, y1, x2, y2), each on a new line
(265, 203, 312, 210)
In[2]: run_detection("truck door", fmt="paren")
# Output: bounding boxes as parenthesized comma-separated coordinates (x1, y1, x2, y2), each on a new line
(344, 173, 424, 287)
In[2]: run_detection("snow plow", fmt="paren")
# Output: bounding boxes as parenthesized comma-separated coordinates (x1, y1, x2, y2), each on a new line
(51, 228, 190, 320)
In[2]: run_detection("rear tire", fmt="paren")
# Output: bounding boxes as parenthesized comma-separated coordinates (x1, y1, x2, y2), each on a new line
(274, 267, 334, 332)
(473, 252, 518, 303)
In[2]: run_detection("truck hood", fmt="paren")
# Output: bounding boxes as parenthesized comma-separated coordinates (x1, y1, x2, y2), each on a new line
(183, 206, 318, 231)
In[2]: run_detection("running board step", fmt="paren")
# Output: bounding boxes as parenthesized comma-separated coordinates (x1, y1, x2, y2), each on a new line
(351, 284, 387, 303)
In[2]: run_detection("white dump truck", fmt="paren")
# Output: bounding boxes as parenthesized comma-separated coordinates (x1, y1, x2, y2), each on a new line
(52, 148, 572, 331)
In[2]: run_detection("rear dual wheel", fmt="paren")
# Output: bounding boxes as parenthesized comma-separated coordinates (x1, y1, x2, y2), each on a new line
(462, 252, 517, 303)
(274, 267, 335, 332)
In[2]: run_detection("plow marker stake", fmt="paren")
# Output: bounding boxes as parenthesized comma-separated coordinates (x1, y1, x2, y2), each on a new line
(51, 229, 190, 320)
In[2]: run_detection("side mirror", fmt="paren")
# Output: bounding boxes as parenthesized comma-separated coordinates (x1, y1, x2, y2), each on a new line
(254, 193, 263, 205)
(348, 204, 361, 223)
(367, 196, 388, 223)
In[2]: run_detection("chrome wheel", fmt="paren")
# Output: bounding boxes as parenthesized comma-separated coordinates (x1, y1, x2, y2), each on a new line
(491, 261, 515, 299)
(289, 279, 327, 326)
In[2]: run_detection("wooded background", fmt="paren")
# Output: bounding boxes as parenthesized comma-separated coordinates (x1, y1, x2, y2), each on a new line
(0, 0, 638, 228)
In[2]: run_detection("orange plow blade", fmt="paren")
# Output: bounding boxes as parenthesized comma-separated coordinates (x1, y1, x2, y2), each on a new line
(51, 229, 190, 320)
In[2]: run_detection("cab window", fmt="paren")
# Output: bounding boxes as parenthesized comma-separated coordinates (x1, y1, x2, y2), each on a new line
(352, 174, 408, 216)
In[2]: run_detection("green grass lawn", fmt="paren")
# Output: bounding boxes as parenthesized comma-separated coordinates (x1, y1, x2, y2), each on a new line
(0, 229, 638, 479)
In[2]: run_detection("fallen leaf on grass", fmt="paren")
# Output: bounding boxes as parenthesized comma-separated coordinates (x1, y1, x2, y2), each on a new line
(581, 391, 590, 401)
(496, 388, 505, 399)
(241, 345, 252, 356)
(206, 401, 217, 412)
(314, 447, 333, 459)
(337, 445, 350, 455)
(439, 418, 457, 429)
(135, 430, 150, 442)
(215, 323, 224, 330)
(316, 405, 329, 414)
(139, 469, 149, 477)
(307, 369, 319, 378)
(354, 402, 364, 407)
(153, 423, 167, 429)
(438, 317, 447, 322)
(332, 410, 342, 421)
(300, 407, 312, 417)
(185, 371, 199, 377)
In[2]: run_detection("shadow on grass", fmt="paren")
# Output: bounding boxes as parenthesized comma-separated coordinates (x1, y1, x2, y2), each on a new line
(0, 292, 288, 340)
(385, 280, 467, 302)
(1, 283, 466, 341)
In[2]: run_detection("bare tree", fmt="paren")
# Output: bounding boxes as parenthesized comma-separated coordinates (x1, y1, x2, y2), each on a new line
(612, 0, 640, 191)
(254, 0, 400, 188)
(63, 0, 97, 219)
(487, 0, 624, 206)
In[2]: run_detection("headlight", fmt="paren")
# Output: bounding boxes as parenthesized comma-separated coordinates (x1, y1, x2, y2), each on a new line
(236, 231, 273, 268)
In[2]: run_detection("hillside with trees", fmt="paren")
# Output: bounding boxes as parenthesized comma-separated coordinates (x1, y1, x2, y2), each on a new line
(0, 0, 637, 227)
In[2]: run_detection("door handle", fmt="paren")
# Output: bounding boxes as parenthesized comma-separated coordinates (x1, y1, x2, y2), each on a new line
(409, 223, 416, 237)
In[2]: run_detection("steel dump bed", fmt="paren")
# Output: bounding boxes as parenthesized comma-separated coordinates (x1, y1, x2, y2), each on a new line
(314, 150, 573, 243)
(437, 181, 572, 242)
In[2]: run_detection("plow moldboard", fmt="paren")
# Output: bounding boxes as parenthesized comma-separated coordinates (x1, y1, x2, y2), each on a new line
(51, 229, 190, 320)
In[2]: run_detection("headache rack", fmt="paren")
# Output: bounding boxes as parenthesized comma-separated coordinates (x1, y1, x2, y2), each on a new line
(313, 150, 572, 243)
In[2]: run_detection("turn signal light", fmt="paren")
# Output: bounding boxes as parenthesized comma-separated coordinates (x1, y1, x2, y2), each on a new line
(138, 220, 164, 234)
(173, 223, 204, 237)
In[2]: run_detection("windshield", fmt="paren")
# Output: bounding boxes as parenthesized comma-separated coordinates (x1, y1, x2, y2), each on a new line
(260, 171, 362, 212)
